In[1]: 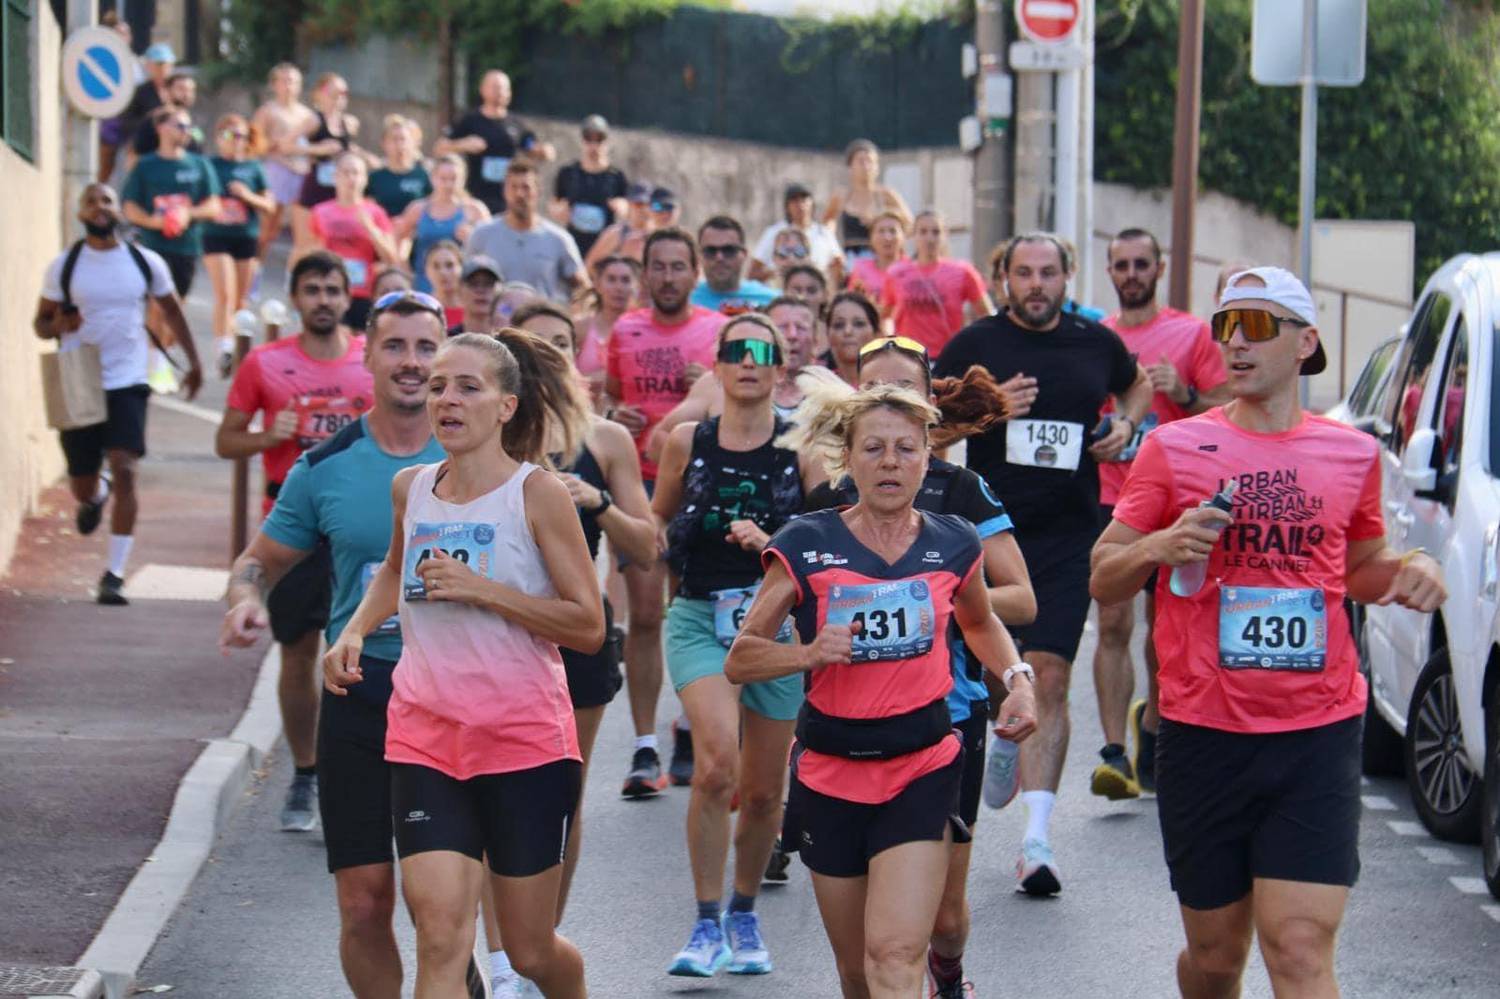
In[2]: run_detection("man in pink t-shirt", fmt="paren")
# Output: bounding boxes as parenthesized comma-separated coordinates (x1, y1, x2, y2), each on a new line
(215, 251, 375, 833)
(878, 211, 991, 355)
(1089, 227, 1232, 803)
(1091, 267, 1445, 998)
(604, 227, 726, 796)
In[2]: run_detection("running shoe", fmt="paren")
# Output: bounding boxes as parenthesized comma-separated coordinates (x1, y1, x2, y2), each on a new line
(724, 910, 772, 974)
(76, 474, 109, 537)
(465, 956, 488, 999)
(763, 837, 790, 883)
(621, 746, 666, 799)
(280, 772, 319, 831)
(97, 570, 128, 606)
(1089, 744, 1140, 800)
(1016, 837, 1061, 896)
(516, 977, 543, 998)
(931, 978, 977, 998)
(669, 720, 694, 786)
(1130, 698, 1157, 794)
(216, 348, 235, 381)
(981, 736, 1020, 810)
(668, 917, 731, 977)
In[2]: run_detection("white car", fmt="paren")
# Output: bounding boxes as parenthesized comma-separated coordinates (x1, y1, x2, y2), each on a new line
(1342, 252, 1500, 900)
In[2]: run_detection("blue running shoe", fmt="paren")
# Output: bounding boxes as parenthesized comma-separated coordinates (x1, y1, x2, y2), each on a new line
(1016, 837, 1061, 896)
(724, 910, 772, 974)
(982, 736, 1020, 810)
(668, 917, 730, 977)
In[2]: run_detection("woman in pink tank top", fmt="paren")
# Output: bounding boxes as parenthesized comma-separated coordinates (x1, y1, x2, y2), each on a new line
(326, 328, 601, 997)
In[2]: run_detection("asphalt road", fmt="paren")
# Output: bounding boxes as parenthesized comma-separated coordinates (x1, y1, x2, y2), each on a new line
(137, 605, 1500, 998)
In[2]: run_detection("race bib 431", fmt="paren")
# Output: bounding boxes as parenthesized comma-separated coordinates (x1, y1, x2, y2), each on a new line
(824, 580, 937, 663)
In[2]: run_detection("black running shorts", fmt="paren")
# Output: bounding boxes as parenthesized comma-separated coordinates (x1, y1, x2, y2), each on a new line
(391, 759, 582, 878)
(1156, 714, 1362, 911)
(791, 751, 969, 878)
(956, 701, 990, 829)
(267, 540, 332, 645)
(316, 658, 397, 873)
(562, 598, 623, 709)
(1009, 530, 1093, 662)
(59, 384, 151, 477)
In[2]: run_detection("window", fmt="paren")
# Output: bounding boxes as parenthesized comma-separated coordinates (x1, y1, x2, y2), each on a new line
(1433, 317, 1467, 500)
(1382, 292, 1453, 455)
(1, 0, 34, 160)
(1347, 337, 1400, 420)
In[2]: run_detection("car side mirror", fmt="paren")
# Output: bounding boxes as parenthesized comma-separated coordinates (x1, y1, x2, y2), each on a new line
(1402, 427, 1439, 493)
(1352, 415, 1382, 438)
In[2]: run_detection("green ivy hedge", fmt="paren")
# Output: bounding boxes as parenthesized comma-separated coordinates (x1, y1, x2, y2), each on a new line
(1095, 0, 1500, 286)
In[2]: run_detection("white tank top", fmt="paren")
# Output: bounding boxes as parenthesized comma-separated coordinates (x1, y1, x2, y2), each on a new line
(385, 460, 580, 779)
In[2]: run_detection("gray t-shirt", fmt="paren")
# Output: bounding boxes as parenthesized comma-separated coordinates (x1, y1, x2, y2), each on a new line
(463, 216, 585, 303)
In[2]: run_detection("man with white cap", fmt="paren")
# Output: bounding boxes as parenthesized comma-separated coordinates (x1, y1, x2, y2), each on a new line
(1090, 266, 1446, 999)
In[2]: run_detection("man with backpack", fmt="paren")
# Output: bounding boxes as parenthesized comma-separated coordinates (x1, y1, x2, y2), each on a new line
(31, 182, 204, 605)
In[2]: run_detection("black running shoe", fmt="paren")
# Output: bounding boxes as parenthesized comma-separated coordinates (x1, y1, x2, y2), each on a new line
(622, 746, 666, 798)
(97, 570, 128, 606)
(763, 837, 790, 883)
(76, 475, 109, 536)
(669, 720, 694, 786)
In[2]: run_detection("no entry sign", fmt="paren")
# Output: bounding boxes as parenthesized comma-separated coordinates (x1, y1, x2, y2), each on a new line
(1016, 0, 1080, 43)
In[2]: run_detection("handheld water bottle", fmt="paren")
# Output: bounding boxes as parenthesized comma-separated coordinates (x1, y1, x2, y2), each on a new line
(1168, 480, 1237, 598)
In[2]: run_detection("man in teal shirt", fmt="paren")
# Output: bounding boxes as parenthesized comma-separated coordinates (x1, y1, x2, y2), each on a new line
(690, 215, 778, 315)
(121, 105, 222, 298)
(220, 293, 447, 998)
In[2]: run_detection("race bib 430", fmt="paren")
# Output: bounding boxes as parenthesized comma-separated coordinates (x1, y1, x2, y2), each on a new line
(1219, 585, 1327, 672)
(402, 522, 497, 601)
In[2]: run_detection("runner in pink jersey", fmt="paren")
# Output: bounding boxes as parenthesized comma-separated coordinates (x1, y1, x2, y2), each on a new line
(306, 152, 400, 329)
(727, 384, 1035, 998)
(603, 228, 726, 798)
(878, 211, 992, 355)
(215, 252, 372, 834)
(1092, 266, 1445, 999)
(326, 329, 601, 998)
(1089, 227, 1232, 803)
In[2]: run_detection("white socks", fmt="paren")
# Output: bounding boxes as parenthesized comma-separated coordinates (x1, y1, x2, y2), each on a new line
(107, 534, 133, 578)
(635, 733, 658, 752)
(91, 479, 109, 504)
(676, 714, 692, 732)
(1021, 790, 1056, 844)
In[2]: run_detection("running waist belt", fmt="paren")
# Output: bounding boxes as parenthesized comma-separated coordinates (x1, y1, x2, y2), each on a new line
(795, 696, 952, 761)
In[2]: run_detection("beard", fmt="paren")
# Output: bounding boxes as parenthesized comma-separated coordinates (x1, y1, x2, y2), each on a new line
(1012, 292, 1063, 330)
(83, 218, 118, 238)
(302, 309, 341, 335)
(1117, 275, 1157, 309)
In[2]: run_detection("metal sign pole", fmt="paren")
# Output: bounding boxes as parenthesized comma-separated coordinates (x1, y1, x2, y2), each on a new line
(1297, 0, 1319, 403)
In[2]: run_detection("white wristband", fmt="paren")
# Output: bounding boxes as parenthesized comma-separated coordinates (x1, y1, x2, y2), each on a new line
(1002, 662, 1035, 691)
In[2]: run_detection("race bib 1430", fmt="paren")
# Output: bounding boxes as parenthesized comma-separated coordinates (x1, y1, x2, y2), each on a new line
(1219, 585, 1327, 672)
(1006, 419, 1084, 471)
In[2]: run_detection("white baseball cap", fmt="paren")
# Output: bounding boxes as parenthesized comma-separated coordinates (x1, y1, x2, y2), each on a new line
(1216, 265, 1325, 375)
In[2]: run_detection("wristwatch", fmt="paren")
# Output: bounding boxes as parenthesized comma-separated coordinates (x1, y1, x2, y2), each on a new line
(590, 490, 613, 515)
(1002, 663, 1036, 691)
(1181, 384, 1199, 408)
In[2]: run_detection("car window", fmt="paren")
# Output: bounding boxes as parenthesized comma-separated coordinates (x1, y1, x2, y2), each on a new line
(1434, 318, 1468, 492)
(1384, 292, 1453, 454)
(1347, 338, 1399, 419)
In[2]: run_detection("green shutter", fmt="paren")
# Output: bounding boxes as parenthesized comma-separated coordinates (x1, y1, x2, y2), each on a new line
(2, 0, 34, 161)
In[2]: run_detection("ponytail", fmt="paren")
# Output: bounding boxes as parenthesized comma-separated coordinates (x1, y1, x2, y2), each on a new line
(929, 365, 1009, 450)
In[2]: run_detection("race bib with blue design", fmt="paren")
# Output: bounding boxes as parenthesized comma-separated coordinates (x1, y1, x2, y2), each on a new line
(342, 258, 368, 290)
(1219, 585, 1327, 672)
(711, 584, 793, 649)
(361, 561, 401, 635)
(824, 580, 937, 663)
(570, 202, 608, 234)
(315, 160, 336, 187)
(402, 522, 497, 601)
(481, 156, 510, 183)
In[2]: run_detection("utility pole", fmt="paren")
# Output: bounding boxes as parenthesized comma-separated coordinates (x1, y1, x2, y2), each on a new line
(1168, 0, 1204, 310)
(971, 0, 1013, 265)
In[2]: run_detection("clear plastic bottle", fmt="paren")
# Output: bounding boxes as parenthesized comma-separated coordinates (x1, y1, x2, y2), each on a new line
(1168, 480, 1238, 597)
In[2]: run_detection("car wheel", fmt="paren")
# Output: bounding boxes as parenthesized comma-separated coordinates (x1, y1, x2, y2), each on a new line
(1482, 692, 1500, 900)
(1352, 603, 1403, 776)
(1405, 648, 1482, 842)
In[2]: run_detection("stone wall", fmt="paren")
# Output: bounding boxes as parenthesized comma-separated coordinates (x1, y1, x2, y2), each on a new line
(0, 10, 66, 573)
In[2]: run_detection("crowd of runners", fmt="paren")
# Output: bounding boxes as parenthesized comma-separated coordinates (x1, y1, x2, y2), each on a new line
(32, 54, 1454, 999)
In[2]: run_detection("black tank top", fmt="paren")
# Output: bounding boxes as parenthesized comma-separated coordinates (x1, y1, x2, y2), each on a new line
(566, 444, 608, 562)
(666, 416, 803, 597)
(840, 210, 872, 255)
(309, 111, 352, 157)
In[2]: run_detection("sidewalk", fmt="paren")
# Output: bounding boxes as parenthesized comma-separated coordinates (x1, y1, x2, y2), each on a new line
(0, 399, 268, 977)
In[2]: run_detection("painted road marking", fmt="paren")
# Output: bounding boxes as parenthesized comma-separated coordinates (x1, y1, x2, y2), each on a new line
(1362, 795, 1397, 811)
(1415, 846, 1462, 865)
(1387, 820, 1426, 836)
(1482, 904, 1500, 924)
(123, 564, 231, 602)
(1448, 876, 1489, 895)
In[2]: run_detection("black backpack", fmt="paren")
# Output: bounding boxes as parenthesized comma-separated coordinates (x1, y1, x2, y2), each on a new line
(59, 239, 183, 370)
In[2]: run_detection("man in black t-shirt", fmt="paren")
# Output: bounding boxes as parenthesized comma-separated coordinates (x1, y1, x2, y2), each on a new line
(549, 114, 629, 258)
(130, 74, 204, 159)
(934, 232, 1151, 897)
(434, 69, 555, 215)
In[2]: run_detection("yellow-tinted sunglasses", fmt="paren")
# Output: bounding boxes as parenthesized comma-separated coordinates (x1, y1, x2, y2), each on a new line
(857, 335, 929, 369)
(1210, 308, 1311, 344)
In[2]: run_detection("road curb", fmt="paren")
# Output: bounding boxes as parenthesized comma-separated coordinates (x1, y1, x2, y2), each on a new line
(73, 645, 282, 999)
